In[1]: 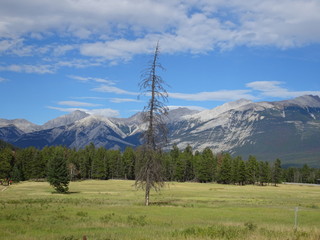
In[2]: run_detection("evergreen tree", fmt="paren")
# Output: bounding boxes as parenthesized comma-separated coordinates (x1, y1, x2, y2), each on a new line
(91, 147, 107, 179)
(301, 164, 310, 183)
(123, 147, 136, 180)
(31, 150, 47, 179)
(217, 153, 232, 184)
(66, 148, 80, 180)
(231, 156, 241, 184)
(182, 145, 194, 181)
(194, 148, 213, 183)
(22, 147, 38, 180)
(0, 147, 13, 180)
(246, 155, 259, 185)
(12, 150, 26, 181)
(259, 161, 270, 186)
(163, 152, 174, 181)
(272, 158, 282, 186)
(108, 150, 124, 179)
(78, 144, 95, 179)
(171, 145, 194, 182)
(238, 159, 247, 185)
(170, 144, 184, 181)
(47, 147, 70, 193)
(202, 148, 216, 181)
(174, 153, 185, 182)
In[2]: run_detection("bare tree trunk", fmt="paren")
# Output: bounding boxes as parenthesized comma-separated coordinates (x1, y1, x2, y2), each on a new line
(136, 42, 168, 206)
(145, 176, 150, 206)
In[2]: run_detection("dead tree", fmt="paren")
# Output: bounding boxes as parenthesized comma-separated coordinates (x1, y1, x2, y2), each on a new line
(135, 42, 168, 206)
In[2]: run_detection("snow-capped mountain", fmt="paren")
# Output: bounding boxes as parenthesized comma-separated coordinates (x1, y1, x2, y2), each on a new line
(42, 110, 89, 129)
(0, 118, 41, 133)
(1, 95, 320, 167)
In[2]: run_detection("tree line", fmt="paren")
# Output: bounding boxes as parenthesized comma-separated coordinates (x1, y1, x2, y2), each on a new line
(1, 142, 319, 185)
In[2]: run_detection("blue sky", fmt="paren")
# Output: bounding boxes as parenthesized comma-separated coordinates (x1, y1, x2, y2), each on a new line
(1, 0, 320, 125)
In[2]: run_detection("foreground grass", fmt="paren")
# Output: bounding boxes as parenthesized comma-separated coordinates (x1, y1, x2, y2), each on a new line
(0, 180, 319, 240)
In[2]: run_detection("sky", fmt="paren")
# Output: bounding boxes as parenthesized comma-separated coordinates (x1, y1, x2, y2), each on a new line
(1, 0, 320, 125)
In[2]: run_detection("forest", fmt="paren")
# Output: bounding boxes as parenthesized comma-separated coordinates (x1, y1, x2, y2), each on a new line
(1, 140, 319, 185)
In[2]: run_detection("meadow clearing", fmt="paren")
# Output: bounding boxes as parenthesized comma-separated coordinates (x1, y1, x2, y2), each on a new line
(0, 180, 319, 240)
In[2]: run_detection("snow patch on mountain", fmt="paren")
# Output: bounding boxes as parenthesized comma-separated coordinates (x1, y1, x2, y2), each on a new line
(75, 115, 126, 139)
(185, 99, 253, 123)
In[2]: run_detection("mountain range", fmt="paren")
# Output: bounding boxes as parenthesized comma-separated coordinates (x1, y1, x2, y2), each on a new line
(1, 95, 320, 167)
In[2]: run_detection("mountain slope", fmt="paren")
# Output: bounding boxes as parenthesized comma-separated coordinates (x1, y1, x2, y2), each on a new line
(1, 95, 320, 167)
(168, 95, 320, 166)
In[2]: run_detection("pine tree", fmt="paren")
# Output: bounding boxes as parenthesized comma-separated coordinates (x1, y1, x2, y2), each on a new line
(217, 153, 232, 184)
(194, 148, 213, 183)
(246, 155, 259, 185)
(47, 147, 70, 193)
(238, 159, 247, 185)
(182, 145, 194, 181)
(301, 164, 310, 183)
(231, 156, 241, 184)
(163, 152, 174, 181)
(201, 148, 216, 182)
(123, 147, 136, 180)
(0, 147, 13, 180)
(259, 161, 270, 186)
(91, 147, 107, 179)
(272, 158, 282, 186)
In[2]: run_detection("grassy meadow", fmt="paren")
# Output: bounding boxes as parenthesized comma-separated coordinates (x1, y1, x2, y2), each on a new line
(0, 180, 319, 240)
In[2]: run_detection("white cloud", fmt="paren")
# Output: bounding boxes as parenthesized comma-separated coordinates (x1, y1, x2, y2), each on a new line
(169, 90, 256, 101)
(0, 64, 55, 74)
(246, 81, 284, 92)
(80, 38, 154, 60)
(246, 81, 320, 98)
(57, 101, 102, 107)
(0, 77, 7, 82)
(56, 59, 102, 68)
(92, 84, 138, 95)
(0, 59, 103, 74)
(87, 108, 120, 117)
(72, 96, 108, 100)
(109, 98, 141, 103)
(0, 38, 51, 56)
(1, 0, 320, 61)
(69, 75, 115, 85)
(53, 44, 76, 56)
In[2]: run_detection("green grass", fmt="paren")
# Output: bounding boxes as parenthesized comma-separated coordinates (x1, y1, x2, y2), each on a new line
(0, 180, 319, 240)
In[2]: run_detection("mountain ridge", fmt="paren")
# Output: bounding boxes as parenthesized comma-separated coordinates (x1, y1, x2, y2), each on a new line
(1, 95, 320, 167)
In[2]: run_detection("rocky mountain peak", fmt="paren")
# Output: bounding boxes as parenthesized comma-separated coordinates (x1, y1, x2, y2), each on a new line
(0, 118, 40, 133)
(187, 98, 253, 122)
(42, 110, 89, 129)
(279, 95, 320, 108)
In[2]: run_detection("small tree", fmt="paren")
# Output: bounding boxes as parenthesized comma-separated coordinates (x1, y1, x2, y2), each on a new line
(47, 147, 70, 193)
(135, 42, 168, 206)
(272, 158, 282, 186)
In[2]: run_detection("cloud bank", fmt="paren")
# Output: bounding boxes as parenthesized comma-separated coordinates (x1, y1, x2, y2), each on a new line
(1, 0, 320, 63)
